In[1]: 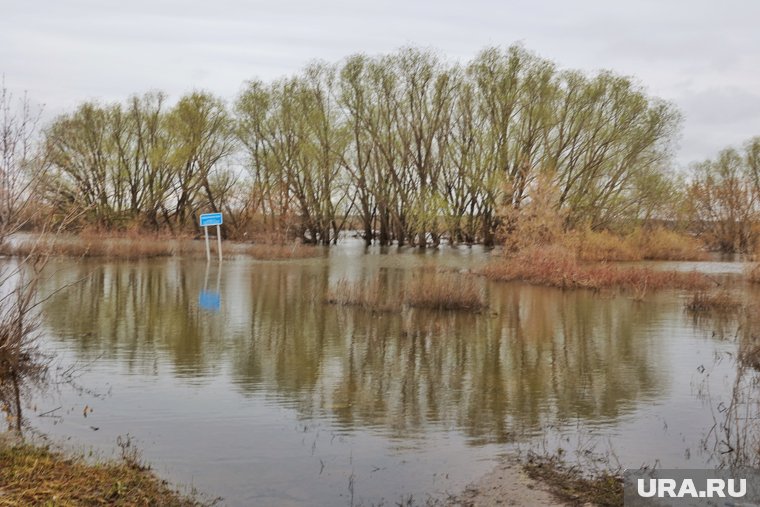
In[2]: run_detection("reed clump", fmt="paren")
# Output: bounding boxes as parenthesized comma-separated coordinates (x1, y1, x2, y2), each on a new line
(685, 290, 741, 314)
(482, 246, 710, 293)
(325, 278, 401, 312)
(326, 273, 486, 312)
(404, 274, 486, 311)
(0, 443, 205, 506)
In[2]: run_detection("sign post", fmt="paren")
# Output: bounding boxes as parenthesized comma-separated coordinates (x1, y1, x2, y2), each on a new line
(199, 212, 223, 263)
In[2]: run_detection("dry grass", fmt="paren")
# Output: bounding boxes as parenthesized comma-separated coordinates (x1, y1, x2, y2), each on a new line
(574, 229, 640, 262)
(0, 236, 188, 260)
(574, 227, 708, 262)
(245, 242, 322, 260)
(0, 234, 324, 261)
(327, 273, 486, 312)
(0, 443, 207, 506)
(326, 277, 401, 312)
(634, 227, 708, 261)
(685, 290, 741, 314)
(404, 274, 486, 311)
(523, 454, 623, 507)
(482, 245, 711, 293)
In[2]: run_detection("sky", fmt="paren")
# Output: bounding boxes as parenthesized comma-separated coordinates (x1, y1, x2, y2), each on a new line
(2, 0, 759, 166)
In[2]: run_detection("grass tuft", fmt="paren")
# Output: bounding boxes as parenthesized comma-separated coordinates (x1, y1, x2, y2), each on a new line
(326, 272, 486, 312)
(404, 274, 486, 311)
(685, 290, 741, 314)
(325, 278, 401, 312)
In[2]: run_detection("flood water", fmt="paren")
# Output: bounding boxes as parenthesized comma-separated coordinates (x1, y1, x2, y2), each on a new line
(25, 241, 756, 506)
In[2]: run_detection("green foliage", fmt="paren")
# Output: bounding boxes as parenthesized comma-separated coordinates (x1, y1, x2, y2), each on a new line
(35, 45, 685, 243)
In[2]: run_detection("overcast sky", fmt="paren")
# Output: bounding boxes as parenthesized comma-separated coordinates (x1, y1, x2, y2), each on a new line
(2, 0, 759, 166)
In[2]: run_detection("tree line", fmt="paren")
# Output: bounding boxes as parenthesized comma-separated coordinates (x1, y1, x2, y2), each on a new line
(2, 45, 759, 250)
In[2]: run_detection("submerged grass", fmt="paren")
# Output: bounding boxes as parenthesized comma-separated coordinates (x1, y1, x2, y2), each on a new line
(523, 453, 624, 507)
(326, 272, 486, 312)
(0, 441, 208, 506)
(325, 278, 401, 312)
(482, 246, 711, 294)
(404, 274, 486, 311)
(685, 290, 741, 314)
(245, 242, 322, 260)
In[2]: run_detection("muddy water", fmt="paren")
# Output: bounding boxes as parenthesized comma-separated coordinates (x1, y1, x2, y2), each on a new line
(28, 241, 753, 506)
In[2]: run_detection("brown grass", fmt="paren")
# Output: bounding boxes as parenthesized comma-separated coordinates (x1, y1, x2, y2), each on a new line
(685, 290, 741, 314)
(325, 278, 401, 312)
(0, 236, 191, 260)
(0, 443, 207, 506)
(245, 242, 322, 260)
(0, 234, 324, 261)
(482, 246, 711, 293)
(326, 273, 486, 312)
(404, 274, 486, 311)
(573, 227, 708, 262)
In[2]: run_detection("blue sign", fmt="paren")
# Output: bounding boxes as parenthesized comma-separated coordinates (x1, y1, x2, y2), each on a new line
(199, 290, 221, 312)
(199, 212, 223, 227)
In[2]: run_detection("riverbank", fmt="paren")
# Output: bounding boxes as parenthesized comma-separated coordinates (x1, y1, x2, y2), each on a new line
(0, 434, 211, 506)
(453, 455, 623, 507)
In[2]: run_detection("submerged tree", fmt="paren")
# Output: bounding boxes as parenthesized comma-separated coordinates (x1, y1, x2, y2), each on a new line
(34, 45, 683, 245)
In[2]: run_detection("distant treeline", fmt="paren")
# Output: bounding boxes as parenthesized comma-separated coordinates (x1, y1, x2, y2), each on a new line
(3, 45, 760, 250)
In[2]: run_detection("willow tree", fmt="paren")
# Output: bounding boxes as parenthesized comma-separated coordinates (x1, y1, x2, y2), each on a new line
(237, 66, 351, 244)
(165, 91, 235, 230)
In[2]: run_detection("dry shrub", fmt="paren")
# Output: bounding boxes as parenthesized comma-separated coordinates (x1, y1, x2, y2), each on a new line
(325, 278, 400, 312)
(685, 290, 741, 314)
(404, 273, 486, 311)
(573, 227, 707, 262)
(482, 245, 710, 293)
(497, 175, 706, 262)
(633, 227, 707, 261)
(574, 228, 640, 262)
(498, 174, 566, 252)
(246, 242, 322, 260)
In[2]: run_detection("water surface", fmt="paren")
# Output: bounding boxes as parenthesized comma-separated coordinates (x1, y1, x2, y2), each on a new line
(28, 242, 753, 506)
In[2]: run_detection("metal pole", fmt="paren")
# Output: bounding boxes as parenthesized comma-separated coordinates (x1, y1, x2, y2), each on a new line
(216, 224, 222, 262)
(204, 226, 210, 263)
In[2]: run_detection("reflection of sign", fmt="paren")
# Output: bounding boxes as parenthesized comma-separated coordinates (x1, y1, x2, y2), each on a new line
(199, 213, 223, 227)
(199, 290, 221, 312)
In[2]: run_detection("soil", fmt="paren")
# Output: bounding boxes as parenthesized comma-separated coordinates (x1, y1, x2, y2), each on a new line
(447, 458, 571, 507)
